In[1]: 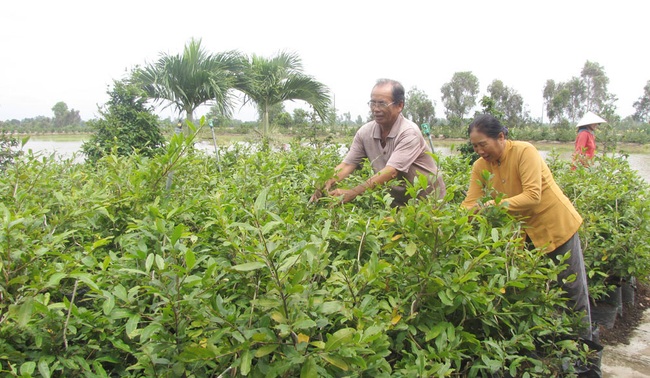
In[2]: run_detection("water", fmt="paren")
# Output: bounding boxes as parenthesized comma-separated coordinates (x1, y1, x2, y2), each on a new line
(20, 137, 650, 183)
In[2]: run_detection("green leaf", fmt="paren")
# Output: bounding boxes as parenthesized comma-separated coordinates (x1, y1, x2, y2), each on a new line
(325, 328, 355, 352)
(232, 262, 266, 272)
(69, 273, 99, 291)
(46, 272, 67, 287)
(178, 346, 216, 361)
(20, 361, 36, 376)
(320, 301, 343, 314)
(38, 357, 51, 378)
(126, 314, 141, 339)
(321, 353, 349, 371)
(254, 187, 269, 214)
(185, 250, 196, 270)
(145, 253, 154, 272)
(254, 344, 279, 358)
(117, 268, 148, 276)
(155, 254, 165, 270)
(17, 297, 34, 327)
(293, 318, 317, 330)
(426, 321, 450, 342)
(261, 220, 283, 235)
(113, 284, 128, 302)
(405, 242, 417, 257)
(240, 349, 252, 376)
(171, 224, 184, 245)
(310, 341, 326, 349)
(103, 293, 115, 315)
(92, 237, 112, 250)
(229, 222, 258, 232)
(300, 356, 318, 378)
(141, 322, 163, 343)
(101, 255, 111, 270)
(438, 290, 453, 306)
(321, 220, 331, 239)
(278, 254, 300, 272)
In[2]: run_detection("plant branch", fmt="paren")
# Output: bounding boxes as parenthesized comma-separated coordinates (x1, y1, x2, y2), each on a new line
(63, 279, 78, 349)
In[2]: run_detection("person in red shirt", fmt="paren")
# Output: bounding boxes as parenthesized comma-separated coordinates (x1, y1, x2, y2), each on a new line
(573, 111, 607, 167)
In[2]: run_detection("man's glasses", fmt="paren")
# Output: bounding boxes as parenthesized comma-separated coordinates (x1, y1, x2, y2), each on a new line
(367, 101, 395, 109)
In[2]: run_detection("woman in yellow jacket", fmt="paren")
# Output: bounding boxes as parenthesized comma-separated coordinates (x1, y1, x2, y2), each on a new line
(461, 114, 592, 342)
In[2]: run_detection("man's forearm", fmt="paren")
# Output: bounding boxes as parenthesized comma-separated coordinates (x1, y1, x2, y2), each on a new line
(351, 167, 398, 195)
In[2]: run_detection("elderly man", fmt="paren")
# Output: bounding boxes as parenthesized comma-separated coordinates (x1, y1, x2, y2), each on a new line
(311, 78, 445, 206)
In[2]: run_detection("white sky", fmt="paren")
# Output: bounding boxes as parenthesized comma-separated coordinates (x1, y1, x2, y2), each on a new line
(1, 0, 648, 123)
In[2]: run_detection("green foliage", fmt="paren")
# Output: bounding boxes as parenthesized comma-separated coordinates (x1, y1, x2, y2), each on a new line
(550, 153, 650, 298)
(133, 38, 244, 129)
(0, 132, 23, 170)
(456, 142, 480, 165)
(0, 117, 89, 134)
(82, 80, 165, 163)
(581, 61, 610, 113)
(51, 101, 82, 128)
(441, 71, 480, 122)
(543, 61, 616, 126)
(485, 80, 527, 127)
(1, 134, 645, 376)
(236, 51, 331, 135)
(404, 86, 435, 126)
(632, 80, 650, 123)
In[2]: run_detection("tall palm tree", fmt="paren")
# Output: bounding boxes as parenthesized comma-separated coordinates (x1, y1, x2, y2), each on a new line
(133, 38, 244, 131)
(236, 51, 331, 135)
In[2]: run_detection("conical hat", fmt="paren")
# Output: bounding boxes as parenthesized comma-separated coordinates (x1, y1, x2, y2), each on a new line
(576, 111, 607, 128)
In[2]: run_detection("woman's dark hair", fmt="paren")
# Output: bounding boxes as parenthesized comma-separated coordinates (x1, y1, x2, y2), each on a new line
(468, 114, 508, 139)
(375, 78, 405, 104)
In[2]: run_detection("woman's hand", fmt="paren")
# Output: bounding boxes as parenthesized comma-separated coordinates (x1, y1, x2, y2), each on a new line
(482, 199, 496, 207)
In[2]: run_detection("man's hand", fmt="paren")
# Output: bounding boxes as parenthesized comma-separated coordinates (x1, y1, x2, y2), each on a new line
(328, 188, 359, 204)
(309, 189, 324, 203)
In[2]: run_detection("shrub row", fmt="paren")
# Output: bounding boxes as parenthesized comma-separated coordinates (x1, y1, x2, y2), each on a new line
(0, 127, 647, 377)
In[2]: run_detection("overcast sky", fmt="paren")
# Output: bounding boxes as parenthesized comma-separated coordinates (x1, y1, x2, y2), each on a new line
(1, 0, 648, 123)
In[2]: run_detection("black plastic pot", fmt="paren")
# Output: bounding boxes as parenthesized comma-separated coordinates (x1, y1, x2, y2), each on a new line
(622, 277, 636, 306)
(590, 285, 623, 329)
(600, 285, 623, 317)
(590, 302, 618, 329)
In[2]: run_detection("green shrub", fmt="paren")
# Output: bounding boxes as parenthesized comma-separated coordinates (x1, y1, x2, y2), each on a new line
(0, 132, 23, 170)
(550, 153, 650, 299)
(82, 80, 165, 163)
(1, 128, 639, 376)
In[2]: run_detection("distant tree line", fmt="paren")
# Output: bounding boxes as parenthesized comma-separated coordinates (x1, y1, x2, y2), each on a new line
(2, 42, 650, 164)
(1, 101, 86, 133)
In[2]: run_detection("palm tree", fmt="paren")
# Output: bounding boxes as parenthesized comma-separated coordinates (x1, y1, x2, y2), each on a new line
(133, 38, 244, 132)
(236, 51, 330, 135)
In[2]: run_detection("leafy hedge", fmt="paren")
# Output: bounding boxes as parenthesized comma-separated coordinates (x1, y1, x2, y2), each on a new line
(549, 153, 650, 298)
(1, 124, 647, 377)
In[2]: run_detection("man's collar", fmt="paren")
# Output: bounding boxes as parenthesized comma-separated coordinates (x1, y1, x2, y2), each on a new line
(372, 114, 403, 139)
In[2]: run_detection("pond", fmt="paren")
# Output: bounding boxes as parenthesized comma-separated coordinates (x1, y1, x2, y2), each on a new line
(20, 136, 650, 183)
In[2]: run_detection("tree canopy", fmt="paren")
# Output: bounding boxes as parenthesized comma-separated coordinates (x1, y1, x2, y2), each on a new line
(486, 80, 526, 127)
(235, 51, 330, 135)
(404, 86, 435, 126)
(440, 71, 479, 123)
(82, 80, 164, 163)
(543, 61, 616, 125)
(633, 80, 650, 123)
(51, 101, 81, 127)
(133, 38, 244, 131)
